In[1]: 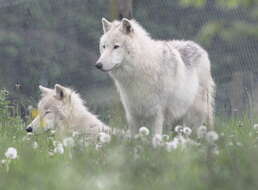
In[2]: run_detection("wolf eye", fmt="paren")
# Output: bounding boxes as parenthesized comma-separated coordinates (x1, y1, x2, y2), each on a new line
(45, 111, 51, 115)
(102, 45, 106, 49)
(114, 45, 120, 49)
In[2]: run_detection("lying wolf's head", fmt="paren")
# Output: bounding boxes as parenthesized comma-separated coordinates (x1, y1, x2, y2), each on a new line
(96, 18, 135, 72)
(26, 84, 73, 133)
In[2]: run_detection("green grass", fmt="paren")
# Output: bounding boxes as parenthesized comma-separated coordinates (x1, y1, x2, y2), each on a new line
(1, 117, 258, 190)
(1, 92, 258, 189)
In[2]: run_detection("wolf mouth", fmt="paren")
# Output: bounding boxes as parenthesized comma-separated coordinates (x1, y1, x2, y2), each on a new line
(100, 63, 121, 72)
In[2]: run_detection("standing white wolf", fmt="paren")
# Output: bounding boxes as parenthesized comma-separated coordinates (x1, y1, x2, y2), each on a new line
(96, 18, 215, 136)
(26, 84, 110, 137)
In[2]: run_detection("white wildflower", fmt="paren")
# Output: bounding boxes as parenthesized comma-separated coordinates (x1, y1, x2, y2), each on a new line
(5, 147, 18, 159)
(1, 159, 7, 164)
(63, 137, 75, 147)
(212, 145, 220, 155)
(53, 142, 64, 154)
(139, 126, 150, 136)
(176, 135, 187, 146)
(95, 143, 103, 151)
(253, 124, 258, 130)
(197, 125, 207, 138)
(162, 134, 170, 141)
(206, 131, 219, 143)
(48, 151, 54, 156)
(27, 105, 33, 111)
(166, 138, 179, 151)
(174, 125, 183, 134)
(183, 127, 192, 136)
(72, 131, 80, 138)
(152, 134, 163, 148)
(78, 138, 85, 146)
(99, 132, 111, 144)
(32, 141, 39, 149)
(50, 130, 56, 135)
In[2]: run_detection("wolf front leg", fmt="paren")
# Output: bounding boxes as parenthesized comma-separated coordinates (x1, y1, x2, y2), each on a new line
(151, 110, 164, 136)
(126, 112, 138, 137)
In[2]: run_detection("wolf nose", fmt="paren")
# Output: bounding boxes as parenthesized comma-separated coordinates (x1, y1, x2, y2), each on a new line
(95, 62, 103, 69)
(26, 126, 33, 132)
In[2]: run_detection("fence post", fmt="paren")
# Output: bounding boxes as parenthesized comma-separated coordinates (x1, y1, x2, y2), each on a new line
(110, 0, 133, 20)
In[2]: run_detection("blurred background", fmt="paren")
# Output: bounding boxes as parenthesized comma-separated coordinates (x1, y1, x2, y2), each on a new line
(0, 0, 258, 122)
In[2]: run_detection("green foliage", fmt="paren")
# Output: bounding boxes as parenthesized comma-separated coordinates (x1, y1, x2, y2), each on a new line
(0, 89, 10, 119)
(216, 0, 258, 9)
(179, 0, 207, 8)
(1, 112, 258, 189)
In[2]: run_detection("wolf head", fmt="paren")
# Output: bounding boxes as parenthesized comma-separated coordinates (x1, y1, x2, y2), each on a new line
(26, 84, 74, 133)
(96, 18, 135, 72)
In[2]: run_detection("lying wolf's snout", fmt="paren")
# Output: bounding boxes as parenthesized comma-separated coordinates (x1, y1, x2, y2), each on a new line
(25, 126, 33, 132)
(95, 62, 103, 69)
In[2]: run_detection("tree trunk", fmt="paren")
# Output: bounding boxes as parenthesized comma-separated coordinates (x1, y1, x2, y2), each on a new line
(229, 71, 254, 118)
(110, 0, 133, 20)
(229, 71, 244, 118)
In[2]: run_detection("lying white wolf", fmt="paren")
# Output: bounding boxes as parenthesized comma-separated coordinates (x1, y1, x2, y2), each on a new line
(96, 18, 215, 136)
(26, 84, 110, 136)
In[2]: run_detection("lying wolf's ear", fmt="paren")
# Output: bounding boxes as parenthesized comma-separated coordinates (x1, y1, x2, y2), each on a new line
(102, 18, 112, 33)
(55, 84, 65, 100)
(39, 85, 52, 96)
(121, 18, 133, 34)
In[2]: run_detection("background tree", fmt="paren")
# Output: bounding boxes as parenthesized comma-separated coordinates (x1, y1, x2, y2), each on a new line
(0, 0, 257, 120)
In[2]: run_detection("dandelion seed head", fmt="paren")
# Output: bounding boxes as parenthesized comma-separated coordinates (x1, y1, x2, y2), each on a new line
(206, 131, 219, 143)
(5, 147, 18, 159)
(152, 134, 163, 148)
(183, 127, 192, 136)
(32, 141, 38, 149)
(99, 132, 111, 144)
(197, 125, 207, 138)
(162, 134, 170, 141)
(139, 126, 150, 136)
(63, 137, 75, 147)
(48, 151, 54, 156)
(53, 142, 64, 154)
(212, 145, 220, 155)
(95, 143, 103, 150)
(166, 139, 179, 151)
(253, 124, 258, 130)
(175, 125, 183, 134)
(50, 130, 56, 135)
(72, 131, 79, 138)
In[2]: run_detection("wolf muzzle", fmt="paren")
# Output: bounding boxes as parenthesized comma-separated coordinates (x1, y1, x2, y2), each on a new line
(25, 126, 33, 132)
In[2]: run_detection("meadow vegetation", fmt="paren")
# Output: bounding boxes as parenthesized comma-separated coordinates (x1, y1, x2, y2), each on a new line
(1, 90, 258, 190)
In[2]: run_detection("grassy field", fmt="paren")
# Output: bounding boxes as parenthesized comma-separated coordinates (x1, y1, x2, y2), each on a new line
(1, 92, 258, 190)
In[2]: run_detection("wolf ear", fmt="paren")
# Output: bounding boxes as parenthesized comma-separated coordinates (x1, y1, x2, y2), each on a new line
(121, 18, 133, 34)
(102, 18, 112, 33)
(39, 85, 52, 96)
(54, 84, 66, 100)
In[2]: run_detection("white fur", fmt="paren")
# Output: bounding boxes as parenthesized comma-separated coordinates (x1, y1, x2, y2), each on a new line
(27, 84, 110, 136)
(97, 18, 216, 136)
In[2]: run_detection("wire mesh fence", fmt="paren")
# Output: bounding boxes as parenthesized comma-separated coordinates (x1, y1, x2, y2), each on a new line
(0, 0, 257, 121)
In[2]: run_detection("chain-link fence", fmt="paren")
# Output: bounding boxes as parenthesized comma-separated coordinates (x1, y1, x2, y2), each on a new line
(0, 0, 257, 121)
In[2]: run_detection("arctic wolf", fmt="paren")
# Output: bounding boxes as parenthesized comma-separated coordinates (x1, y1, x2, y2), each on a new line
(96, 18, 215, 136)
(26, 84, 110, 136)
